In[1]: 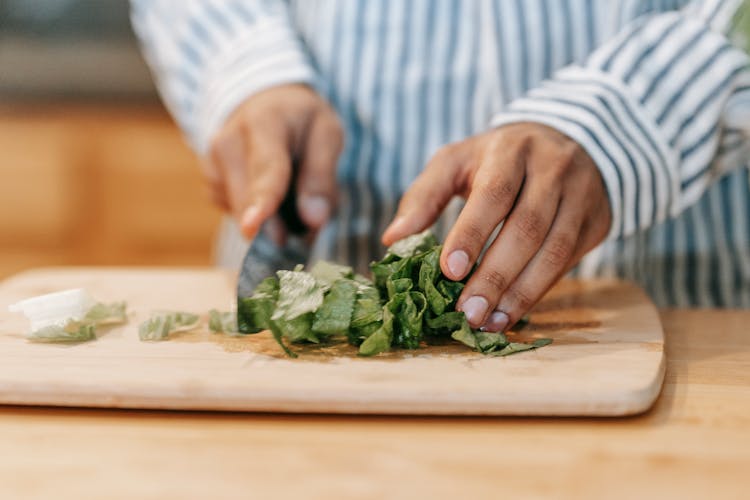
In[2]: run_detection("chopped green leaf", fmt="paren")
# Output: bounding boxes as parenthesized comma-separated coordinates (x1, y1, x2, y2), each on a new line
(393, 291, 427, 349)
(425, 311, 464, 337)
(474, 331, 508, 353)
(386, 229, 438, 259)
(313, 279, 358, 335)
(208, 310, 238, 334)
(275, 313, 318, 343)
(424, 279, 448, 316)
(386, 277, 413, 298)
(358, 300, 396, 356)
(139, 311, 200, 341)
(350, 297, 383, 328)
(272, 269, 325, 321)
(310, 260, 354, 288)
(450, 317, 479, 349)
(492, 338, 553, 357)
(417, 247, 441, 288)
(10, 290, 129, 344)
(83, 301, 128, 325)
(238, 230, 552, 359)
(532, 338, 553, 348)
(349, 320, 382, 346)
(238, 277, 279, 333)
(27, 320, 96, 343)
(437, 280, 464, 305)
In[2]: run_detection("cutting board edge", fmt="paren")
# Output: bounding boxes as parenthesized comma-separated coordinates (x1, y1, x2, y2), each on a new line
(0, 352, 665, 417)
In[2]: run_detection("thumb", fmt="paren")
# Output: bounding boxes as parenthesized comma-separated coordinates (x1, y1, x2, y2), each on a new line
(382, 144, 467, 246)
(296, 112, 343, 229)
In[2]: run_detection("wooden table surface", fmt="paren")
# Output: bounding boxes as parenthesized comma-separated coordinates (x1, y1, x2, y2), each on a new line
(0, 309, 747, 499)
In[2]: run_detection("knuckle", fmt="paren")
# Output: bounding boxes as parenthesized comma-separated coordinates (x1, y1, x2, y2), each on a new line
(458, 221, 486, 246)
(474, 177, 516, 210)
(558, 142, 580, 165)
(481, 269, 510, 292)
(319, 111, 344, 138)
(542, 233, 576, 267)
(533, 142, 578, 180)
(432, 143, 461, 167)
(515, 209, 545, 243)
(492, 125, 528, 147)
(507, 286, 535, 311)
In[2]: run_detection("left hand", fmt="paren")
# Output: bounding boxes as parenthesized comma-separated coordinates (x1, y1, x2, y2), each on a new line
(382, 123, 612, 332)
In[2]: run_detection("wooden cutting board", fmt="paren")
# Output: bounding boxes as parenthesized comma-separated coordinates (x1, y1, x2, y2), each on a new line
(0, 268, 665, 416)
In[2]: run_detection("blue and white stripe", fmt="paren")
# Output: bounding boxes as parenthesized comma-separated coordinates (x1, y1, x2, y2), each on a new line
(132, 0, 750, 307)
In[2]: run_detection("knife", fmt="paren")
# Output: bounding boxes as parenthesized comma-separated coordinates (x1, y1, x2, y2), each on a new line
(236, 181, 311, 326)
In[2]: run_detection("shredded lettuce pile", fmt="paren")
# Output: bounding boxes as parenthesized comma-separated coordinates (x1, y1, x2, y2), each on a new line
(238, 230, 551, 357)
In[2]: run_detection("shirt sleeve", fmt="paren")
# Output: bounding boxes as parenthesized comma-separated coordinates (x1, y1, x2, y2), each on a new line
(490, 0, 750, 240)
(130, 0, 317, 154)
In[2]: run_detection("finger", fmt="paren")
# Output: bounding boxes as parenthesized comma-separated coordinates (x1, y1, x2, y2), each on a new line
(487, 195, 586, 330)
(212, 121, 293, 240)
(561, 185, 612, 275)
(238, 142, 293, 240)
(439, 139, 528, 281)
(457, 174, 561, 328)
(203, 152, 230, 211)
(382, 143, 470, 246)
(207, 183, 230, 212)
(296, 111, 343, 229)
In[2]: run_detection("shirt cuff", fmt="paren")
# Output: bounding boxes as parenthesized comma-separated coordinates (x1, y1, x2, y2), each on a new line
(193, 17, 317, 154)
(490, 66, 680, 240)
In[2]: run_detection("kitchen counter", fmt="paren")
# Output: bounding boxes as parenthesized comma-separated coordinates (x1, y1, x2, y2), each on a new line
(0, 309, 747, 499)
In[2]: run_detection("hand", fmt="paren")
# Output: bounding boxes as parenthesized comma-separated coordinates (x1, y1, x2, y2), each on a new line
(206, 84, 343, 240)
(383, 123, 611, 331)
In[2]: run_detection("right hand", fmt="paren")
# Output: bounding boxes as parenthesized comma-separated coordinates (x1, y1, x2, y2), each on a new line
(206, 84, 344, 240)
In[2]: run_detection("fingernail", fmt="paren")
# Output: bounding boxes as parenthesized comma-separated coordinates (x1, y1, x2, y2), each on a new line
(240, 205, 261, 236)
(447, 250, 469, 278)
(299, 195, 331, 227)
(385, 216, 407, 236)
(481, 311, 510, 332)
(461, 296, 488, 326)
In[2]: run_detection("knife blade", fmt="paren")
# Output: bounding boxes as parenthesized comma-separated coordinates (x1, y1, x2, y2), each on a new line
(236, 180, 311, 318)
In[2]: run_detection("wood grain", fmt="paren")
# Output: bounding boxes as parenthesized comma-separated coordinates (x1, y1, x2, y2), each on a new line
(0, 268, 665, 416)
(0, 309, 746, 499)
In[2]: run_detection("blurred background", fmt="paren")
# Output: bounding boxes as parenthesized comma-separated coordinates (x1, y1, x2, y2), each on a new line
(0, 0, 221, 280)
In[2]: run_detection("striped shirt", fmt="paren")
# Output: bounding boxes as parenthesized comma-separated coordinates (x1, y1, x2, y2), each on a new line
(131, 0, 750, 307)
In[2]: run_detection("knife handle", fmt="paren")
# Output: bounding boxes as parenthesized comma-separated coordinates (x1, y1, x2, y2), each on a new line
(278, 166, 307, 236)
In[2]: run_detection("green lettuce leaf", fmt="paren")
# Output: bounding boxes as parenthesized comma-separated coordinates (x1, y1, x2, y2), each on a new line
(138, 311, 200, 341)
(492, 338, 553, 357)
(358, 298, 397, 356)
(272, 269, 325, 321)
(386, 229, 438, 259)
(313, 279, 358, 335)
(238, 277, 279, 333)
(208, 310, 239, 334)
(25, 300, 128, 343)
(393, 291, 427, 349)
(310, 260, 354, 288)
(83, 301, 128, 325)
(27, 320, 96, 343)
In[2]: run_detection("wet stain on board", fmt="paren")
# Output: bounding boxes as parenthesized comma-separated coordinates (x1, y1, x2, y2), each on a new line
(171, 317, 603, 361)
